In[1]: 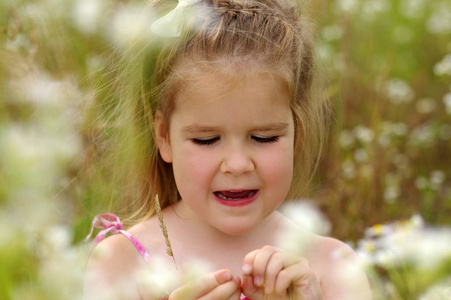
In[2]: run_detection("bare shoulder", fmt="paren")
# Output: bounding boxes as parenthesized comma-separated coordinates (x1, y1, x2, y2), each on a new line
(310, 235, 356, 262)
(84, 233, 144, 300)
(307, 235, 372, 300)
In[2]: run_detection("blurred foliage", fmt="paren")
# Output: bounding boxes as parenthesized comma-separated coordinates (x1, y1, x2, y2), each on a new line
(310, 0, 451, 242)
(0, 0, 450, 299)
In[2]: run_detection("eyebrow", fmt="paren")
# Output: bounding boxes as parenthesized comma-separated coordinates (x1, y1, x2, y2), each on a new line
(252, 122, 290, 132)
(181, 122, 290, 134)
(181, 124, 221, 135)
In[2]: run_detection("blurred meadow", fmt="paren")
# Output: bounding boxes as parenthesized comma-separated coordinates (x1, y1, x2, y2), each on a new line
(0, 0, 450, 299)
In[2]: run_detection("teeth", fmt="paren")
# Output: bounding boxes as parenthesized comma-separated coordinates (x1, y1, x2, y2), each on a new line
(216, 190, 256, 200)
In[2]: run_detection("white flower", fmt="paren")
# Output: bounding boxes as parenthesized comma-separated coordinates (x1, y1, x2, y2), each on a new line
(410, 124, 435, 146)
(408, 228, 451, 270)
(434, 54, 451, 76)
(385, 78, 415, 104)
(393, 26, 414, 45)
(439, 124, 451, 140)
(416, 98, 437, 114)
(19, 0, 70, 24)
(278, 200, 331, 254)
(4, 33, 33, 53)
(0, 212, 17, 249)
(9, 73, 72, 108)
(392, 122, 408, 136)
(321, 25, 343, 42)
(426, 8, 451, 35)
(38, 244, 87, 300)
(279, 200, 331, 236)
(378, 135, 391, 148)
(43, 225, 72, 252)
(365, 223, 394, 238)
(336, 0, 358, 13)
(384, 186, 400, 203)
(358, 215, 451, 271)
(138, 256, 182, 297)
(392, 153, 409, 170)
(73, 0, 109, 34)
(342, 160, 356, 179)
(430, 170, 446, 190)
(354, 126, 374, 143)
(415, 176, 429, 190)
(110, 5, 156, 49)
(400, 0, 427, 19)
(419, 277, 451, 300)
(362, 0, 389, 21)
(1, 124, 80, 173)
(339, 130, 355, 149)
(443, 93, 451, 114)
(87, 55, 105, 72)
(354, 148, 368, 163)
(317, 44, 333, 65)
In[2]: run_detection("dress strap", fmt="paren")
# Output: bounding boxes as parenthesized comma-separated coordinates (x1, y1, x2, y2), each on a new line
(85, 213, 151, 262)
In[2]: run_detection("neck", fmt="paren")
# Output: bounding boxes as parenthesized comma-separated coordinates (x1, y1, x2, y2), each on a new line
(168, 201, 284, 248)
(162, 203, 289, 274)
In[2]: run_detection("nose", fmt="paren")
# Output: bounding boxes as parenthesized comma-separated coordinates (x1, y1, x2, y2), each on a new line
(220, 144, 255, 176)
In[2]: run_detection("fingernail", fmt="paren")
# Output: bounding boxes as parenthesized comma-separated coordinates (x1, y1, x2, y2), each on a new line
(222, 271, 232, 281)
(265, 285, 272, 294)
(242, 264, 252, 274)
(254, 276, 263, 286)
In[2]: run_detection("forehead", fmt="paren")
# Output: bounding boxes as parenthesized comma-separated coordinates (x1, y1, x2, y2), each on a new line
(169, 69, 293, 131)
(174, 60, 291, 105)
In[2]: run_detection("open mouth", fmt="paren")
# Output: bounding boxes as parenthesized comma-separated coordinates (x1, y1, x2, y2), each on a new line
(214, 190, 258, 200)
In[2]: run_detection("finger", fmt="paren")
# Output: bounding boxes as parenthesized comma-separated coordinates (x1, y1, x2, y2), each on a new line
(263, 251, 284, 294)
(169, 269, 233, 299)
(251, 246, 277, 287)
(274, 262, 322, 300)
(265, 252, 300, 294)
(197, 275, 241, 300)
(242, 249, 260, 276)
(241, 274, 259, 296)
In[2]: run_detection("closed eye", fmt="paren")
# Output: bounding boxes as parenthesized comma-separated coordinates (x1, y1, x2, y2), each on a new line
(191, 137, 220, 146)
(252, 136, 279, 143)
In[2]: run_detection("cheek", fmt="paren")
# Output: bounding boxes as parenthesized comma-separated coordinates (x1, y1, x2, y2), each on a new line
(172, 146, 217, 188)
(259, 145, 294, 190)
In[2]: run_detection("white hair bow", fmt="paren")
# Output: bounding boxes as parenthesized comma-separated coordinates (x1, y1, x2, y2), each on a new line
(151, 0, 202, 37)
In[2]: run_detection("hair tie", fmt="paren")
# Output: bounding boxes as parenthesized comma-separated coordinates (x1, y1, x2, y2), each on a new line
(151, 0, 201, 37)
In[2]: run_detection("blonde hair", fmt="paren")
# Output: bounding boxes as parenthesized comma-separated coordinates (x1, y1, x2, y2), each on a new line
(89, 0, 328, 225)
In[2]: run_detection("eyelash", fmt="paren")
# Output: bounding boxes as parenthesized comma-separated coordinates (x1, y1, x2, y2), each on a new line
(191, 136, 279, 146)
(191, 137, 220, 145)
(252, 136, 279, 143)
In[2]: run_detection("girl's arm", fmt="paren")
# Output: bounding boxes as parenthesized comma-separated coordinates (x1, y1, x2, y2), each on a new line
(314, 238, 372, 300)
(83, 234, 144, 300)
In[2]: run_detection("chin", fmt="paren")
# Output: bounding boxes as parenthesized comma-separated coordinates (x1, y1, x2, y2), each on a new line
(216, 221, 258, 236)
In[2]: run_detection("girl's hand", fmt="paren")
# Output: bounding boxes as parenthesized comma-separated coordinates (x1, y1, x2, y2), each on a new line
(241, 246, 324, 300)
(169, 269, 241, 300)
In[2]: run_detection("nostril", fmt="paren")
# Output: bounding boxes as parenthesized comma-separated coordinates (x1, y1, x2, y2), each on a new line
(220, 153, 254, 175)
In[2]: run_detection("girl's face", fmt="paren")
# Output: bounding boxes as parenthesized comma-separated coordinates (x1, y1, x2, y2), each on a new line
(157, 70, 295, 235)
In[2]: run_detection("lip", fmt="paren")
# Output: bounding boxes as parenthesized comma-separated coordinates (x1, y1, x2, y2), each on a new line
(213, 189, 259, 207)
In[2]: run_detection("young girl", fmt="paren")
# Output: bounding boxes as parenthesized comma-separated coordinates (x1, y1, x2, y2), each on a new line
(84, 0, 371, 299)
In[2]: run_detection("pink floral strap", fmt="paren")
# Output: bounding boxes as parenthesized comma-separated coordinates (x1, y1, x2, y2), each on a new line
(85, 213, 151, 262)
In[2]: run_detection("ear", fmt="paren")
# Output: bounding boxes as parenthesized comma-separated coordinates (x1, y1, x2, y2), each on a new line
(155, 110, 172, 163)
